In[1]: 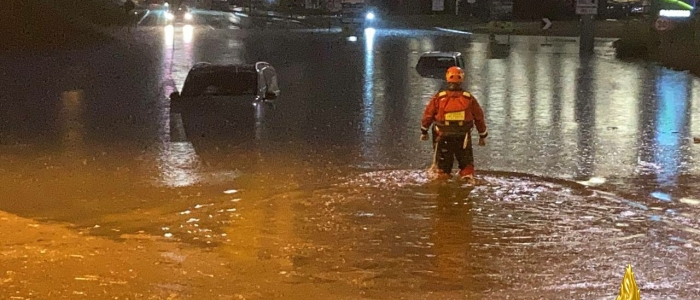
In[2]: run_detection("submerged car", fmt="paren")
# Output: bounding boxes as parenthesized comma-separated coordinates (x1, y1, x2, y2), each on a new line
(170, 61, 279, 108)
(415, 52, 466, 79)
(169, 62, 280, 142)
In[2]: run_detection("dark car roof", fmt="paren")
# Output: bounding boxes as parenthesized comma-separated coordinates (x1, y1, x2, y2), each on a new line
(189, 63, 257, 74)
(420, 51, 462, 58)
(181, 64, 259, 97)
(190, 62, 274, 73)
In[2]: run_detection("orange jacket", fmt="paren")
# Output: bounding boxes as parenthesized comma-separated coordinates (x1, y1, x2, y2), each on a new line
(421, 89, 487, 137)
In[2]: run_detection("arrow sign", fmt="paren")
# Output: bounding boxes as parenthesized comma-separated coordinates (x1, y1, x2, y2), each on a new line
(542, 18, 552, 30)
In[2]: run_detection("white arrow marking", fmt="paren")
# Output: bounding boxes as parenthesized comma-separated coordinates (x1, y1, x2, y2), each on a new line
(542, 18, 552, 30)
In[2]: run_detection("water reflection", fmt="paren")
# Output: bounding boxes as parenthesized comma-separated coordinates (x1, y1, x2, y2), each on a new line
(164, 24, 174, 47)
(653, 69, 691, 188)
(362, 27, 375, 137)
(59, 90, 85, 158)
(159, 113, 201, 187)
(359, 27, 383, 168)
(574, 58, 597, 179)
(429, 185, 475, 289)
(534, 53, 552, 127)
(183, 25, 194, 44)
(155, 23, 200, 187)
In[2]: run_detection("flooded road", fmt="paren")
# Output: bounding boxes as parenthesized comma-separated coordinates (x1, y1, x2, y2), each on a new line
(1, 23, 700, 299)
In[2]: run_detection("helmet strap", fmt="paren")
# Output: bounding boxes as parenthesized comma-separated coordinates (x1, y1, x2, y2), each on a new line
(447, 83, 462, 90)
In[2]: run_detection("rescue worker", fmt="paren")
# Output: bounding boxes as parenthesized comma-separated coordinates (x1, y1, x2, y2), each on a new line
(421, 66, 488, 183)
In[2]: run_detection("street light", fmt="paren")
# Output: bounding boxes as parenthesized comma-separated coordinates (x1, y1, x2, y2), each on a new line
(365, 12, 375, 20)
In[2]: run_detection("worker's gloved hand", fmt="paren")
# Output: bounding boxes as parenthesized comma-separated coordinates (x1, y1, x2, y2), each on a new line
(421, 129, 429, 141)
(478, 137, 486, 146)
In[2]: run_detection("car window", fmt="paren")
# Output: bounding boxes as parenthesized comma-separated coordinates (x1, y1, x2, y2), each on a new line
(417, 57, 457, 70)
(181, 69, 257, 97)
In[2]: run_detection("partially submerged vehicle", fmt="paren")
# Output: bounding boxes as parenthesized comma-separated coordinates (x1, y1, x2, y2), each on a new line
(169, 62, 280, 142)
(170, 62, 279, 107)
(415, 52, 466, 79)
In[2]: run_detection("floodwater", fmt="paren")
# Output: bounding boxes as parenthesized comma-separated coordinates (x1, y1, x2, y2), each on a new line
(1, 16, 700, 299)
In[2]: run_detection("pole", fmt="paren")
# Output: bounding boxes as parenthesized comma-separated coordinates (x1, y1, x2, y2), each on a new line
(579, 14, 595, 56)
(455, 0, 459, 15)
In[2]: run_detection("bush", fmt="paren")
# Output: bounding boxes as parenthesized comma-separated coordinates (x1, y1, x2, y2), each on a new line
(44, 0, 131, 26)
(613, 38, 649, 59)
(4, 0, 129, 52)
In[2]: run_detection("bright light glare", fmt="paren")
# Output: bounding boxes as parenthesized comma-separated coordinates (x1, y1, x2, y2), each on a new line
(183, 25, 193, 43)
(164, 2, 169, 6)
(164, 24, 174, 46)
(347, 35, 358, 42)
(659, 9, 691, 17)
(165, 12, 174, 20)
(364, 27, 375, 52)
(366, 12, 375, 20)
(185, 12, 193, 20)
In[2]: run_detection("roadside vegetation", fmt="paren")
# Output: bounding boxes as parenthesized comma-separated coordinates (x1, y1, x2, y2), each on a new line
(5, 0, 133, 52)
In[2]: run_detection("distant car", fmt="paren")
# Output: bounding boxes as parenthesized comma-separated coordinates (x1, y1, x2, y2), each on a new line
(629, 4, 650, 16)
(415, 52, 466, 79)
(170, 62, 280, 109)
(340, 2, 377, 27)
(165, 6, 193, 24)
(603, 3, 630, 19)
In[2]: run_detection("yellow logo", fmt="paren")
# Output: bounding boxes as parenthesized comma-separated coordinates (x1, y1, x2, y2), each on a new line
(616, 264, 640, 300)
(444, 111, 465, 121)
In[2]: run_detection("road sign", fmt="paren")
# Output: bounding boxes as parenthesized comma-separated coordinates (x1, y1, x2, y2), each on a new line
(541, 18, 552, 30)
(576, 0, 598, 15)
(654, 17, 674, 31)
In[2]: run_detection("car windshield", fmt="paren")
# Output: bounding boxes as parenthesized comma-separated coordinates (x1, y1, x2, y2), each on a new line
(417, 57, 457, 70)
(181, 68, 257, 97)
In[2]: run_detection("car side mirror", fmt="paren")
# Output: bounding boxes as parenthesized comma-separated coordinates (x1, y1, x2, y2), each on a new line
(170, 91, 180, 100)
